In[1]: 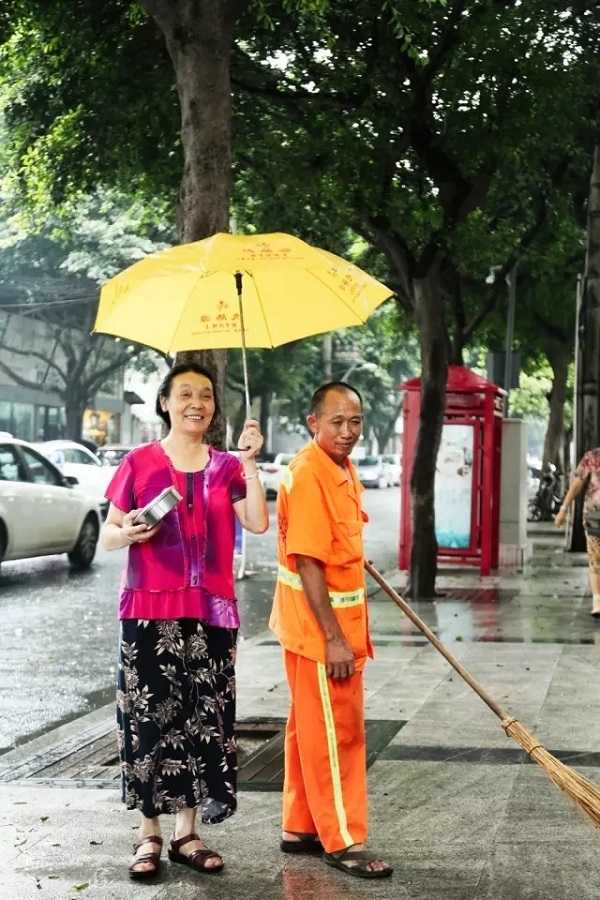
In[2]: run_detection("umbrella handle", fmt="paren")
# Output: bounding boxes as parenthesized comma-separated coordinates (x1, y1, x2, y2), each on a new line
(235, 271, 251, 420)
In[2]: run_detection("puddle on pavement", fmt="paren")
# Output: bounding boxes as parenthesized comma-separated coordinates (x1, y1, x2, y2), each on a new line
(0, 684, 116, 757)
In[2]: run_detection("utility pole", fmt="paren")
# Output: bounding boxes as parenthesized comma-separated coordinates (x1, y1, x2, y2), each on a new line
(569, 143, 600, 552)
(503, 266, 517, 417)
(322, 333, 332, 380)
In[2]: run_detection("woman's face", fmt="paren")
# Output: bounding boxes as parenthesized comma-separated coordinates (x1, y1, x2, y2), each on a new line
(160, 372, 215, 438)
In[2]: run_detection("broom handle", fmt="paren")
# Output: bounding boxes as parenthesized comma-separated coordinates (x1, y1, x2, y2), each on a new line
(365, 560, 509, 724)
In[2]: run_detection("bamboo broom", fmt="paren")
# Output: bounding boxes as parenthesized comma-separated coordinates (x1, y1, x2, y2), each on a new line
(365, 560, 600, 829)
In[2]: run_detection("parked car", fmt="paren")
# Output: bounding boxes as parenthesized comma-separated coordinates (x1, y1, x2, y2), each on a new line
(96, 444, 137, 467)
(355, 455, 394, 488)
(39, 440, 114, 517)
(257, 452, 295, 498)
(382, 453, 401, 486)
(0, 437, 101, 569)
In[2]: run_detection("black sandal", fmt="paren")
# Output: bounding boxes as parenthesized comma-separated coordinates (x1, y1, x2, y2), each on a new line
(128, 835, 163, 880)
(280, 833, 324, 854)
(168, 832, 224, 874)
(323, 847, 393, 879)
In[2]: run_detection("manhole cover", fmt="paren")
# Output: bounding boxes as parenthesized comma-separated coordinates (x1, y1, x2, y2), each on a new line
(0, 717, 405, 791)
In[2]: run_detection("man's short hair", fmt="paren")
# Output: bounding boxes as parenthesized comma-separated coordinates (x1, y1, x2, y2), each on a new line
(310, 382, 363, 416)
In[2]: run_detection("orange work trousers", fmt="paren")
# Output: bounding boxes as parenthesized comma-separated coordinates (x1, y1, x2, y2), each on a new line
(282, 649, 368, 854)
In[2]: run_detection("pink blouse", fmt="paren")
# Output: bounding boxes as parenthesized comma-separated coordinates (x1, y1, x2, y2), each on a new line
(106, 442, 246, 626)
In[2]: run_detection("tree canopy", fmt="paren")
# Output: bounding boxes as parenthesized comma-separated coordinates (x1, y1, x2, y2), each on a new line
(0, 0, 597, 593)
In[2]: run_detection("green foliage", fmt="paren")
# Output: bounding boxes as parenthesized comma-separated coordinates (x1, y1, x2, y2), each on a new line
(0, 0, 179, 209)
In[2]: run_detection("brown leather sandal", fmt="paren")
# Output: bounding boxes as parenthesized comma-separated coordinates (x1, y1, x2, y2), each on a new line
(168, 832, 224, 874)
(128, 835, 163, 881)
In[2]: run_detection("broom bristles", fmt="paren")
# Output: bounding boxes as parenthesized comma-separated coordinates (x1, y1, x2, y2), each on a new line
(502, 717, 600, 830)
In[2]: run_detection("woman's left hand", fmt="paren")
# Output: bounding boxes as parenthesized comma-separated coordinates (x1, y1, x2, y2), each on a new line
(237, 419, 264, 461)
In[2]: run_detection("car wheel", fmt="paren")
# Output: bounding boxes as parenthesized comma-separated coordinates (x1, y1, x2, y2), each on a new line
(68, 514, 99, 570)
(0, 522, 6, 563)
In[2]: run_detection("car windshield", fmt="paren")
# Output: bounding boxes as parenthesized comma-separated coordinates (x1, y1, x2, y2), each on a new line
(102, 449, 130, 462)
(360, 457, 379, 466)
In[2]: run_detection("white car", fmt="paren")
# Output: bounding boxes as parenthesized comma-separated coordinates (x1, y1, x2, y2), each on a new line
(0, 438, 101, 569)
(258, 452, 295, 498)
(355, 455, 394, 488)
(40, 440, 114, 517)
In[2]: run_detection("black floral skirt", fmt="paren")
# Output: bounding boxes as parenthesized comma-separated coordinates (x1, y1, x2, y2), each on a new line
(116, 619, 237, 822)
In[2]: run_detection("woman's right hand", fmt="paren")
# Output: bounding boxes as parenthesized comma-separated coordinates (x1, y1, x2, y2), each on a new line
(554, 508, 567, 528)
(122, 510, 162, 545)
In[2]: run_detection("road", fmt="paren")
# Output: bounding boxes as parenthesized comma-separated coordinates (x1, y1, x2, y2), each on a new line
(0, 487, 399, 753)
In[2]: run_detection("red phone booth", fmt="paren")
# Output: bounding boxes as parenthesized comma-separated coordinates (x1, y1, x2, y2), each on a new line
(399, 366, 504, 576)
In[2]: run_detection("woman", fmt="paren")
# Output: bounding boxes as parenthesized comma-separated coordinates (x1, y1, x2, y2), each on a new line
(555, 447, 600, 616)
(101, 363, 268, 880)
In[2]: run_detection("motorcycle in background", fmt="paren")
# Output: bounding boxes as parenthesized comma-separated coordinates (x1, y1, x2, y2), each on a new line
(527, 464, 563, 522)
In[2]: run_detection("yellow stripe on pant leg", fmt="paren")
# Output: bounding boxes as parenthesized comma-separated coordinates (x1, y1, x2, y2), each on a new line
(316, 662, 354, 848)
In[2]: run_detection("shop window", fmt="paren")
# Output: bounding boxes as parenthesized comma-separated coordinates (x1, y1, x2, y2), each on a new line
(12, 403, 34, 441)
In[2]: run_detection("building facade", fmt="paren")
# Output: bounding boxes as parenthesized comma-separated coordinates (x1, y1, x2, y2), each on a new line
(0, 311, 132, 444)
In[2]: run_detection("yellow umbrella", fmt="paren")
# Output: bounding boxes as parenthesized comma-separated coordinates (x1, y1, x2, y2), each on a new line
(94, 232, 393, 414)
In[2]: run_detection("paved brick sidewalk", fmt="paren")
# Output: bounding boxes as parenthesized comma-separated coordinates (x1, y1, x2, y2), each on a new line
(2, 525, 600, 899)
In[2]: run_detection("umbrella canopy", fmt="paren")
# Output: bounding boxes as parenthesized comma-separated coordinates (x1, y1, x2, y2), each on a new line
(94, 232, 393, 354)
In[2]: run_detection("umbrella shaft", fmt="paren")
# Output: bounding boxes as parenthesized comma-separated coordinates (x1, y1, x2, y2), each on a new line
(235, 271, 251, 419)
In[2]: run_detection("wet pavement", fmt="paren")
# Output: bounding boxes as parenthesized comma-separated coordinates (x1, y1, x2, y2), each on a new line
(3, 521, 600, 898)
(0, 489, 400, 752)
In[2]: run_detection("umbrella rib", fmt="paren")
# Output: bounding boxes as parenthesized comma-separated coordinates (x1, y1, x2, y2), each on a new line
(306, 268, 390, 322)
(246, 270, 276, 348)
(168, 275, 207, 353)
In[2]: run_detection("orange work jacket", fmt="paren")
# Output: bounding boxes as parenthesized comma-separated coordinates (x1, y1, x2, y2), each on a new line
(269, 440, 374, 667)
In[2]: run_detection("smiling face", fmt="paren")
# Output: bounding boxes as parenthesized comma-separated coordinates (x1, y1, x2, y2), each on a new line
(307, 387, 363, 465)
(160, 372, 215, 438)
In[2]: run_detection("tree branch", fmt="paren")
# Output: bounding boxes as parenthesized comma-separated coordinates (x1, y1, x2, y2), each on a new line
(0, 343, 67, 383)
(422, 0, 469, 85)
(534, 311, 569, 344)
(362, 214, 415, 312)
(0, 358, 61, 394)
(83, 350, 143, 394)
(463, 157, 574, 340)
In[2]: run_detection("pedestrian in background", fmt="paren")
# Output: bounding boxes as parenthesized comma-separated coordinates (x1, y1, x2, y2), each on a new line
(270, 381, 393, 879)
(555, 447, 600, 617)
(101, 362, 268, 880)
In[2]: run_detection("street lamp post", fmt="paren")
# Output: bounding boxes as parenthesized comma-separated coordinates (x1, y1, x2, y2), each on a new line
(503, 266, 517, 417)
(342, 360, 378, 380)
(487, 265, 517, 416)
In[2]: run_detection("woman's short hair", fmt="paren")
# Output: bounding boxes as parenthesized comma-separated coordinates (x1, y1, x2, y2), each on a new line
(155, 362, 222, 433)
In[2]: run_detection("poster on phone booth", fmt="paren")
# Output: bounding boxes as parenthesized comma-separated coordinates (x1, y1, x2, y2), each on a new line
(435, 424, 474, 549)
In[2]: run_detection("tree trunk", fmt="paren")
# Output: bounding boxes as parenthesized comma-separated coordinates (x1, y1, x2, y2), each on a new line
(64, 393, 87, 441)
(407, 271, 448, 599)
(140, 0, 250, 449)
(570, 140, 600, 551)
(373, 402, 403, 455)
(542, 343, 570, 477)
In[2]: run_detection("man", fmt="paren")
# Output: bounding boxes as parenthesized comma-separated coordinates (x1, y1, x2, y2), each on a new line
(269, 382, 393, 880)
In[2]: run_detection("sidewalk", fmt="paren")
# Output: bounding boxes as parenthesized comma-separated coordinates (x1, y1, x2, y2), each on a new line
(2, 525, 600, 899)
